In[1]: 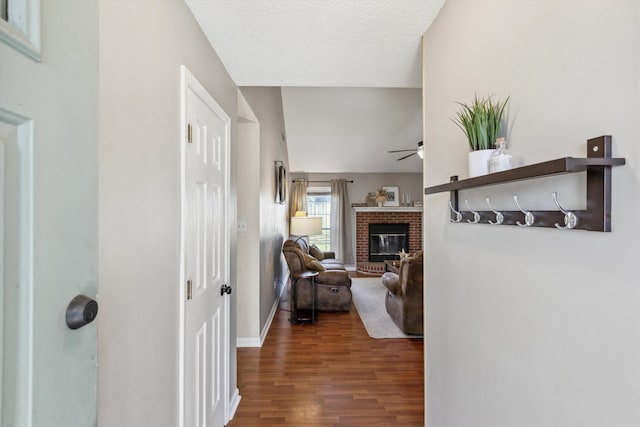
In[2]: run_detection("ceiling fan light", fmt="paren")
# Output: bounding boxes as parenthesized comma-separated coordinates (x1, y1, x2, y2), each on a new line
(417, 146, 424, 159)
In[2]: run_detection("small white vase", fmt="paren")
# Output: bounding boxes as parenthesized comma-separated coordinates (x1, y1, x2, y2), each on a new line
(468, 149, 495, 177)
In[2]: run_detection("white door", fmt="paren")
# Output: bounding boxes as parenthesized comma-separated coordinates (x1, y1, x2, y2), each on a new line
(181, 66, 231, 427)
(2, 3, 100, 424)
(1, 85, 98, 426)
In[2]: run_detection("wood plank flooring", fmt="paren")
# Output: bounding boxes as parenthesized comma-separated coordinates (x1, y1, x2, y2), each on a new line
(229, 290, 424, 427)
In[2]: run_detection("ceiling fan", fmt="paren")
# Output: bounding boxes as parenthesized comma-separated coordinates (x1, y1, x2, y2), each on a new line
(388, 141, 424, 161)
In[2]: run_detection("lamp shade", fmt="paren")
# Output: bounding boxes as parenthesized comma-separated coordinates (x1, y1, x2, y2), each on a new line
(290, 216, 323, 237)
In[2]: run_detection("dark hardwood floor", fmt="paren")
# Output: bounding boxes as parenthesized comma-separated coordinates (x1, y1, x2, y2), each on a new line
(229, 282, 424, 427)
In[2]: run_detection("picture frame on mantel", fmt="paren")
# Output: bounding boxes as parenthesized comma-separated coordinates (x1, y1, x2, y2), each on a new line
(382, 186, 399, 207)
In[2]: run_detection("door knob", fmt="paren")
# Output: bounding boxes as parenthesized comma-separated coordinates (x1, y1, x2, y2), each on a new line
(66, 295, 99, 330)
(220, 284, 232, 296)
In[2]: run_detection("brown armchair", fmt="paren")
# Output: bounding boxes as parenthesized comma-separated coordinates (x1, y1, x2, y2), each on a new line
(282, 236, 352, 312)
(381, 251, 423, 335)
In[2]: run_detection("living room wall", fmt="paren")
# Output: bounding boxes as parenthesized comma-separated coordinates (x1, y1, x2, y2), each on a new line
(423, 1, 639, 426)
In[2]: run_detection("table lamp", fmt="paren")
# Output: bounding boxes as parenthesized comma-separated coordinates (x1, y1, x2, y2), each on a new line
(290, 211, 323, 243)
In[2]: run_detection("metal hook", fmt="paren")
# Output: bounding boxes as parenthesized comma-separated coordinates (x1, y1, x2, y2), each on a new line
(514, 195, 535, 227)
(485, 198, 504, 225)
(465, 200, 480, 224)
(449, 201, 462, 223)
(552, 191, 578, 230)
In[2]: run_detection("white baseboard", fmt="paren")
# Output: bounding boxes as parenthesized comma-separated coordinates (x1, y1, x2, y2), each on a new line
(236, 286, 283, 348)
(227, 388, 241, 423)
(260, 294, 280, 344)
(236, 337, 261, 347)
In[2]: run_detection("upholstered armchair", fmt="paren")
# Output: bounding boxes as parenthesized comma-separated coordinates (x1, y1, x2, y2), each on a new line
(282, 236, 352, 312)
(381, 251, 423, 335)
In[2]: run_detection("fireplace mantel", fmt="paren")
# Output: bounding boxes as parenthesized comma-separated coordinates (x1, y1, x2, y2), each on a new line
(353, 207, 423, 275)
(352, 206, 422, 213)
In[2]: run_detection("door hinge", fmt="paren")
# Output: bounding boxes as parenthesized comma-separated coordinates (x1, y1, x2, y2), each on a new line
(187, 123, 193, 144)
(187, 279, 193, 300)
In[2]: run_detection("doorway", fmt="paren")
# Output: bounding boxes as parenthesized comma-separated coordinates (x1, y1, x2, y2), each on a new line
(179, 66, 232, 427)
(235, 91, 261, 346)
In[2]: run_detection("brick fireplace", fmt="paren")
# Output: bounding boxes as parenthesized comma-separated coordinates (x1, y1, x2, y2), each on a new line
(353, 207, 422, 275)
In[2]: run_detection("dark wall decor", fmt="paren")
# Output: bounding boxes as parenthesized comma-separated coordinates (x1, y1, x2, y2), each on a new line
(275, 161, 286, 204)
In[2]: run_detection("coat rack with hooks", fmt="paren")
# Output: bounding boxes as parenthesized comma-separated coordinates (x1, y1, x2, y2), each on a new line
(423, 136, 626, 232)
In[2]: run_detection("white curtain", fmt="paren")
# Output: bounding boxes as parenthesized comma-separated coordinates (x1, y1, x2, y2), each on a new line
(289, 179, 308, 219)
(330, 180, 353, 264)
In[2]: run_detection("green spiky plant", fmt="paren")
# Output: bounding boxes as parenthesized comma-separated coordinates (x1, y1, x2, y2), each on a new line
(452, 95, 509, 151)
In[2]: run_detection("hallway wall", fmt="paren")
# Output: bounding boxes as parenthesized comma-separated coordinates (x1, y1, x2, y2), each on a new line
(98, 2, 238, 425)
(423, 1, 640, 426)
(238, 87, 290, 337)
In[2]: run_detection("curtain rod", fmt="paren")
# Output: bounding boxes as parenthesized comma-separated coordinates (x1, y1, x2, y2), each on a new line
(292, 179, 354, 183)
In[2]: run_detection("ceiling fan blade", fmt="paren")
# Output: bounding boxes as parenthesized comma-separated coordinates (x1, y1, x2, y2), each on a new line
(387, 148, 416, 153)
(397, 152, 417, 161)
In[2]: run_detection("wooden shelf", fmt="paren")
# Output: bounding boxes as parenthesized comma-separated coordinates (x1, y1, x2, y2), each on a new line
(425, 157, 625, 195)
(422, 136, 626, 232)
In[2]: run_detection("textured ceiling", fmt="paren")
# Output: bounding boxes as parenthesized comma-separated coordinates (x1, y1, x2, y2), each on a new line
(185, 0, 445, 173)
(184, 0, 446, 88)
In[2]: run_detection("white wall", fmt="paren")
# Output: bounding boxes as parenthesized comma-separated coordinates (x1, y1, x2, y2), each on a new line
(238, 87, 289, 333)
(283, 87, 424, 174)
(423, 1, 640, 427)
(98, 1, 238, 425)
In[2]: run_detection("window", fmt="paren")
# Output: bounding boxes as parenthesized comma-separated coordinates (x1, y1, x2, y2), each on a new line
(307, 187, 331, 252)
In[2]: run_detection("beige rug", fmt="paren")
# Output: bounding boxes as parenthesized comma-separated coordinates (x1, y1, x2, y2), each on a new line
(350, 277, 421, 339)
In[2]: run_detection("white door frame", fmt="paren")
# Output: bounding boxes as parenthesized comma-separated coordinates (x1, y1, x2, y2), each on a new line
(178, 66, 232, 426)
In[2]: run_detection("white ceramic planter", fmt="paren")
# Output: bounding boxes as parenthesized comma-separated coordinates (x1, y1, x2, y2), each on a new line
(468, 149, 495, 177)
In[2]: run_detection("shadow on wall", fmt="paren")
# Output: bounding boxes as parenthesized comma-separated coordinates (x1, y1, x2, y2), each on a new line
(259, 233, 287, 295)
(273, 233, 286, 289)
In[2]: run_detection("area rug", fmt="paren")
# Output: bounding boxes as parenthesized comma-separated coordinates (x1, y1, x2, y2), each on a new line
(350, 277, 422, 339)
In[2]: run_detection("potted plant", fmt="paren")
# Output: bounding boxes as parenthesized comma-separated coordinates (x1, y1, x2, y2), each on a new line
(452, 95, 509, 177)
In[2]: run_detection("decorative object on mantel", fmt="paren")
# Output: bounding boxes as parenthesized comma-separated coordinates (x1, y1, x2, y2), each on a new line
(351, 202, 368, 208)
(382, 186, 399, 207)
(401, 193, 413, 206)
(412, 200, 423, 207)
(424, 136, 625, 232)
(452, 94, 510, 177)
(374, 188, 388, 207)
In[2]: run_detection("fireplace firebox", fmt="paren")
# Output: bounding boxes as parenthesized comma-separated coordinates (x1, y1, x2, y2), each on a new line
(368, 223, 409, 262)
